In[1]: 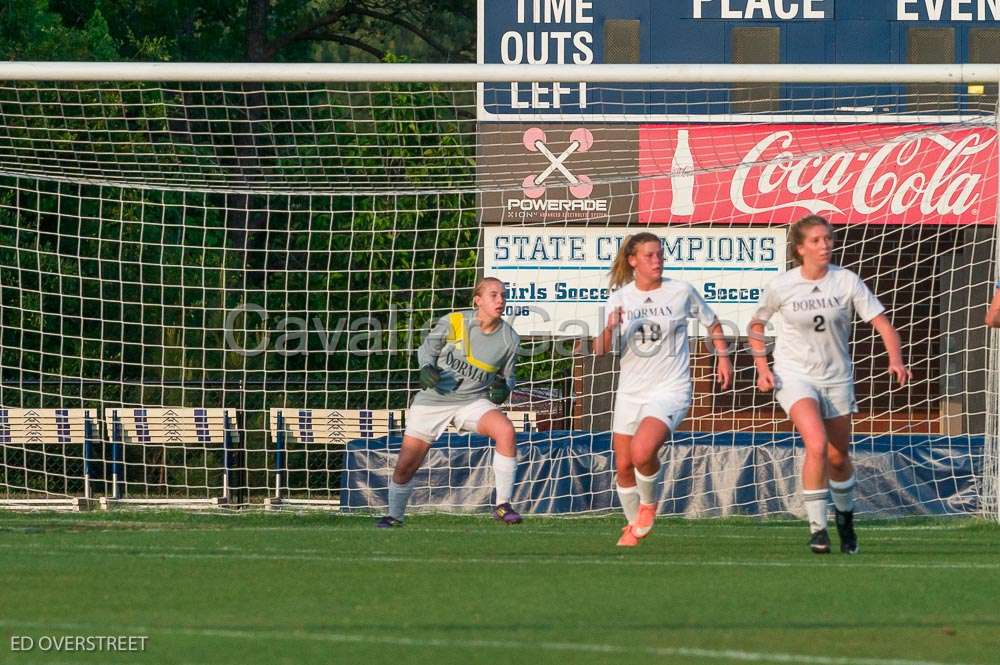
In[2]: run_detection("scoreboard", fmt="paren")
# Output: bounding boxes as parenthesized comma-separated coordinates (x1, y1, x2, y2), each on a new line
(478, 0, 1000, 119)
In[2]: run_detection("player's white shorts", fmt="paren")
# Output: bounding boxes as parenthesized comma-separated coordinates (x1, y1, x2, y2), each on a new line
(775, 375, 856, 420)
(612, 393, 690, 436)
(404, 398, 498, 443)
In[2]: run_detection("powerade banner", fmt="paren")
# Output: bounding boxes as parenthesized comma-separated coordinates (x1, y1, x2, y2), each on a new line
(478, 124, 637, 225)
(484, 226, 786, 336)
(639, 124, 998, 225)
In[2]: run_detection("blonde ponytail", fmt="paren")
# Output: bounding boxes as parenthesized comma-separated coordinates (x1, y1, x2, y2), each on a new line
(609, 232, 660, 289)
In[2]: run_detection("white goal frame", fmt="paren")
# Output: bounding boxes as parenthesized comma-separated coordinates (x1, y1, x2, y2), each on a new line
(0, 61, 996, 521)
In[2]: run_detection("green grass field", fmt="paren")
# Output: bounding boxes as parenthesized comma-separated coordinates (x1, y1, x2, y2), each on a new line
(0, 511, 997, 665)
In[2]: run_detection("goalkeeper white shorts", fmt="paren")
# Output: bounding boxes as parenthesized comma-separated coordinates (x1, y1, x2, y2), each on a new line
(775, 375, 857, 420)
(612, 393, 690, 437)
(404, 398, 498, 443)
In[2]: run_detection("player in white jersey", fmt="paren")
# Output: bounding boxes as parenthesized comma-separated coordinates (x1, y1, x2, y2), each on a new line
(376, 277, 523, 528)
(748, 216, 911, 554)
(593, 232, 733, 547)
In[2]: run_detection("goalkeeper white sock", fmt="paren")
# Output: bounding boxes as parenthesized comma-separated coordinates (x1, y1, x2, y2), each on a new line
(388, 479, 415, 520)
(616, 483, 640, 524)
(634, 466, 660, 505)
(493, 452, 517, 505)
(829, 474, 857, 513)
(803, 488, 829, 533)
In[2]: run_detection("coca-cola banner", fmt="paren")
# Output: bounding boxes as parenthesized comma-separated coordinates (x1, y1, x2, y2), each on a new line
(639, 124, 998, 225)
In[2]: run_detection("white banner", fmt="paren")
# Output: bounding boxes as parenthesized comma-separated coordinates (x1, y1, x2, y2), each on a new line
(485, 226, 787, 336)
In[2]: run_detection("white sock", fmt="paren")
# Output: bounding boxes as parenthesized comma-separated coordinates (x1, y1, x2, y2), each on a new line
(829, 474, 857, 513)
(617, 483, 640, 524)
(388, 479, 415, 520)
(493, 452, 517, 505)
(634, 466, 660, 506)
(803, 488, 829, 533)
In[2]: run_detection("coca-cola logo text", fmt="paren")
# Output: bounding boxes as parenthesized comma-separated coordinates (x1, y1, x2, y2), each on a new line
(638, 124, 998, 225)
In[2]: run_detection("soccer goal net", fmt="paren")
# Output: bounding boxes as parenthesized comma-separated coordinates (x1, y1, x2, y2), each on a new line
(0, 62, 997, 520)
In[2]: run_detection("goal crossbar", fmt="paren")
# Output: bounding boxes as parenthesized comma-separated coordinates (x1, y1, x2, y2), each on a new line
(2, 62, 1000, 83)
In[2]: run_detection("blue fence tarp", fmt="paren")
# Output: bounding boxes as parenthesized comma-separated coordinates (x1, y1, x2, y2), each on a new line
(343, 431, 982, 518)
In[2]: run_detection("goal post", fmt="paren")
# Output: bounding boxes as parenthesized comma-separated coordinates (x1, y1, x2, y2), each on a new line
(0, 62, 996, 521)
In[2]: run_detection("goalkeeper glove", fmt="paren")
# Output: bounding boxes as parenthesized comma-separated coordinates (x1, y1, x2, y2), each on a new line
(419, 365, 442, 391)
(487, 375, 511, 405)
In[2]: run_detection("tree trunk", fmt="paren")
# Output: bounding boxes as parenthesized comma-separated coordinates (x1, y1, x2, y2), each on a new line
(246, 0, 268, 62)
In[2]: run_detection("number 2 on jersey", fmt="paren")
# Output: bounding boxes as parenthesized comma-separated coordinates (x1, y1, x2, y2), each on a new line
(813, 315, 826, 332)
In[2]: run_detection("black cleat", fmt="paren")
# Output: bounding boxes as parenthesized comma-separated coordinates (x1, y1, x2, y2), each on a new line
(809, 528, 831, 554)
(835, 509, 859, 554)
(376, 515, 404, 528)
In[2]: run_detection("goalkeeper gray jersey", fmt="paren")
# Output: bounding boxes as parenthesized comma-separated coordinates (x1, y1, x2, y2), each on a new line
(412, 310, 520, 407)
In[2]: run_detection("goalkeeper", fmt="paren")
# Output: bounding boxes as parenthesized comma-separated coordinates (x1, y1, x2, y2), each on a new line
(377, 277, 523, 527)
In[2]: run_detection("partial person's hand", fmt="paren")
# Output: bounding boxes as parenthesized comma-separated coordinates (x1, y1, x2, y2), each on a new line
(487, 375, 511, 405)
(419, 364, 442, 391)
(716, 356, 733, 391)
(607, 307, 624, 330)
(888, 361, 912, 387)
(756, 368, 775, 392)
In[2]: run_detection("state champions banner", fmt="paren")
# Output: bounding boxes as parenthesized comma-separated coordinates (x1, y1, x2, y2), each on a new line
(638, 124, 998, 225)
(484, 226, 786, 337)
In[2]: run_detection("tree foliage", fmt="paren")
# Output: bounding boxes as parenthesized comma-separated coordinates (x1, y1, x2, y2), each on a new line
(44, 0, 475, 62)
(0, 0, 118, 60)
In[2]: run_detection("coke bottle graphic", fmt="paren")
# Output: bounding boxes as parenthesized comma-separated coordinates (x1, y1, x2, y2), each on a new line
(670, 129, 695, 216)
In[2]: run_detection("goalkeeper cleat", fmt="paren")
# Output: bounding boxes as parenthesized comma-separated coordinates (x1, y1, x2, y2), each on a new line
(492, 502, 522, 524)
(632, 502, 656, 538)
(809, 528, 832, 554)
(376, 516, 404, 529)
(835, 509, 859, 554)
(616, 525, 640, 548)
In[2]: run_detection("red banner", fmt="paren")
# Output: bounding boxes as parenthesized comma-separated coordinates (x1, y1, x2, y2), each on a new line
(638, 124, 998, 225)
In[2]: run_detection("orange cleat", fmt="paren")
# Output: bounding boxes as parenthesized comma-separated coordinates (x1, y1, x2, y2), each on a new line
(633, 502, 656, 538)
(616, 524, 639, 547)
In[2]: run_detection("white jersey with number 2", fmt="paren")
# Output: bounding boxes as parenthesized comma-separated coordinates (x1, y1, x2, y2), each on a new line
(605, 280, 718, 399)
(754, 265, 884, 386)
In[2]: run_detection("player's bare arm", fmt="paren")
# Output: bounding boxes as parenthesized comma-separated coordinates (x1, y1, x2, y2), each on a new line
(986, 284, 1000, 328)
(870, 313, 912, 387)
(707, 321, 733, 390)
(747, 318, 775, 392)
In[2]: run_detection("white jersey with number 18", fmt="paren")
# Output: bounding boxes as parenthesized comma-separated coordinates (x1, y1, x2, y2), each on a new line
(754, 265, 884, 386)
(605, 280, 718, 399)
